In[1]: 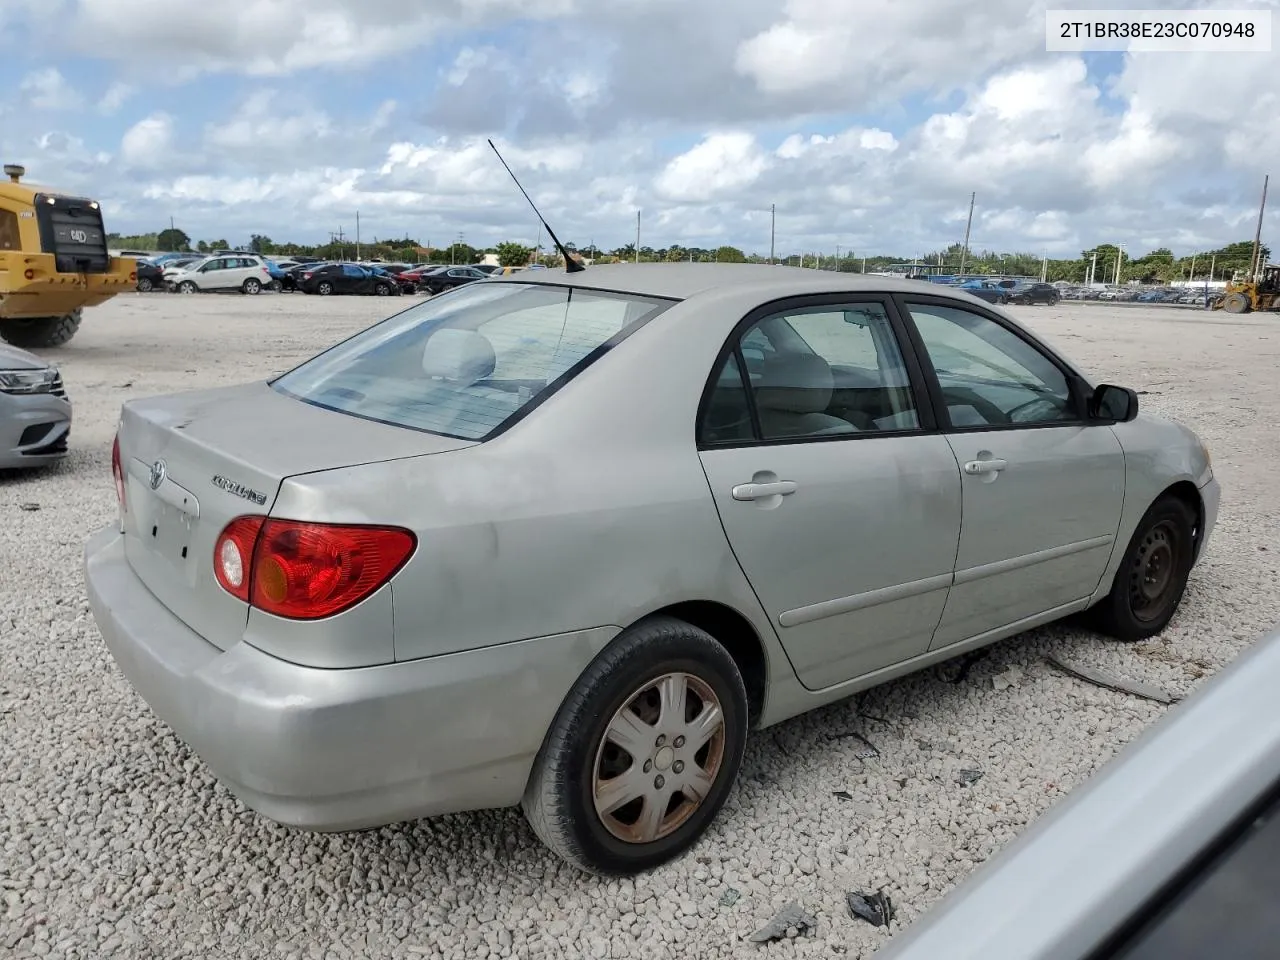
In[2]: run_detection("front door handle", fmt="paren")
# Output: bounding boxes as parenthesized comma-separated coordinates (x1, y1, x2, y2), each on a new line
(963, 458, 1008, 475)
(732, 480, 798, 500)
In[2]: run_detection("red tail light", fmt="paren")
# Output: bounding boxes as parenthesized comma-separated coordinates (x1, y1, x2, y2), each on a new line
(213, 518, 416, 620)
(111, 432, 126, 512)
(302, 272, 313, 279)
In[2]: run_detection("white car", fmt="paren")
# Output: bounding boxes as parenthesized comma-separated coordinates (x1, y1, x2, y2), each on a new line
(165, 255, 273, 295)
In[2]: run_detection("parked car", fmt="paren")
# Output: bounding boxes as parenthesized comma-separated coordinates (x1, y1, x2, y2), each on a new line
(418, 264, 488, 294)
(877, 624, 1280, 960)
(369, 265, 415, 295)
(0, 341, 70, 467)
(472, 264, 502, 275)
(296, 262, 398, 296)
(957, 280, 1012, 304)
(1005, 282, 1060, 305)
(278, 262, 324, 293)
(86, 264, 1218, 876)
(135, 260, 166, 293)
(166, 255, 274, 295)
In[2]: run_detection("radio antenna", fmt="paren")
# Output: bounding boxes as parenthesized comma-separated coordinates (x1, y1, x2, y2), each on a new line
(487, 139, 584, 273)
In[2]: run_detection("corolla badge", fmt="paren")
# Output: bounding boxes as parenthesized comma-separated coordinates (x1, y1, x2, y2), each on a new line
(211, 474, 268, 505)
(149, 459, 167, 490)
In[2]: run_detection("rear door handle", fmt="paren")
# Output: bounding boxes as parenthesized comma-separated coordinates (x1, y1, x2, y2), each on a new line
(732, 480, 798, 500)
(963, 458, 1008, 475)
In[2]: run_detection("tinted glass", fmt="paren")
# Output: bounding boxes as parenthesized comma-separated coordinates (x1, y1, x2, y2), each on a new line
(905, 302, 1075, 426)
(700, 352, 753, 444)
(273, 283, 673, 439)
(0, 209, 19, 250)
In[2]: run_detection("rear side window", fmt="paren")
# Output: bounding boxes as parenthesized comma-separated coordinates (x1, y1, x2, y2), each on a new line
(273, 282, 674, 440)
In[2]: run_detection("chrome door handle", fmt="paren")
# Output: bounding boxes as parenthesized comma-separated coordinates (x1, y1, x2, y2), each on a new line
(963, 458, 1008, 475)
(732, 480, 798, 500)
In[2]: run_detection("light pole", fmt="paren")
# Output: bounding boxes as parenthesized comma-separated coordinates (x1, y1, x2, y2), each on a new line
(769, 204, 775, 264)
(1113, 243, 1125, 285)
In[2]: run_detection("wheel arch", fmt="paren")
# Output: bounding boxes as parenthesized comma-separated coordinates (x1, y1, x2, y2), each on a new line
(629, 600, 770, 727)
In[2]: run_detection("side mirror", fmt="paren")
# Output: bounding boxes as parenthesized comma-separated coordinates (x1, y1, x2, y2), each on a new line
(1091, 384, 1139, 422)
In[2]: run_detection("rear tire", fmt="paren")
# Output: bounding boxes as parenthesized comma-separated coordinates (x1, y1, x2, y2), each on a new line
(522, 616, 748, 876)
(317, 281, 333, 296)
(1091, 496, 1197, 642)
(0, 310, 83, 348)
(136, 277, 154, 293)
(242, 278, 262, 295)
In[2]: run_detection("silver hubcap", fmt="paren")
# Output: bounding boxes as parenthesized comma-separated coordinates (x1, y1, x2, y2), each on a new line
(592, 672, 726, 844)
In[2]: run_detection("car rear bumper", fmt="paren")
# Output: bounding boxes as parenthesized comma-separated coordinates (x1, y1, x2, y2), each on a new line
(0, 390, 71, 467)
(84, 526, 615, 830)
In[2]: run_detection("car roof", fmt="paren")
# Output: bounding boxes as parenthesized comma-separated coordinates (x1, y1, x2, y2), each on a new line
(488, 262, 969, 302)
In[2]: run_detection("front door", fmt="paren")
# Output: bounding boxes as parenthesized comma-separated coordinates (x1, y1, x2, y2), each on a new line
(899, 299, 1126, 648)
(698, 298, 963, 690)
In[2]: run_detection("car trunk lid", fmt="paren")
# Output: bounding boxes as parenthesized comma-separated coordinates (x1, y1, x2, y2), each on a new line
(117, 381, 471, 650)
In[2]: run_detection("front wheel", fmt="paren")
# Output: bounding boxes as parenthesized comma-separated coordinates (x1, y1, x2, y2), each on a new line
(1222, 292, 1250, 314)
(523, 616, 748, 876)
(1091, 496, 1196, 642)
(0, 310, 83, 348)
(178, 281, 198, 294)
(374, 282, 391, 296)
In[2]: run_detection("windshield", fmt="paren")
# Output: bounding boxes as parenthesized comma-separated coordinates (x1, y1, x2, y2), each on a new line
(272, 282, 675, 440)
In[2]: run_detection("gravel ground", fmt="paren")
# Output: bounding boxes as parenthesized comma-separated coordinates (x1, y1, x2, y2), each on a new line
(2, 292, 1277, 959)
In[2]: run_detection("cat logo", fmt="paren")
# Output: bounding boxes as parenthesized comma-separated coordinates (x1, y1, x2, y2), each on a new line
(70, 229, 88, 243)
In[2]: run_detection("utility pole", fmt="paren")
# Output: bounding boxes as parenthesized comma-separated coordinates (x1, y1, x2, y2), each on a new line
(1189, 252, 1198, 283)
(1040, 251, 1048, 282)
(356, 210, 361, 261)
(769, 204, 775, 264)
(1250, 174, 1269, 281)
(635, 210, 640, 264)
(1089, 250, 1098, 286)
(861, 256, 866, 273)
(1209, 254, 1216, 282)
(1114, 243, 1125, 285)
(959, 191, 975, 276)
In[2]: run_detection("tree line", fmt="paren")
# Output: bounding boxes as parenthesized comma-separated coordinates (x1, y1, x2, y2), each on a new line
(107, 227, 1268, 283)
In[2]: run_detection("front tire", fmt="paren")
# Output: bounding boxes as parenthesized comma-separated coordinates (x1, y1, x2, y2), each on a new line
(523, 616, 748, 876)
(1091, 496, 1197, 642)
(0, 310, 83, 348)
(374, 282, 391, 296)
(178, 281, 198, 294)
(1222, 292, 1250, 314)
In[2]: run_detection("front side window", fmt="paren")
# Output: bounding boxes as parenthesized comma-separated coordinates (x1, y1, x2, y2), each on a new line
(273, 282, 674, 439)
(701, 302, 920, 443)
(904, 302, 1075, 427)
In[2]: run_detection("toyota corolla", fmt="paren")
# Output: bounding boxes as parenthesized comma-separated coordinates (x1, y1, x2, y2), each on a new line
(84, 264, 1219, 875)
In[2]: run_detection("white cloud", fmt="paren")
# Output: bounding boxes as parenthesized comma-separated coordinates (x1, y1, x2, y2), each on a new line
(19, 68, 81, 111)
(97, 82, 134, 115)
(655, 133, 770, 201)
(120, 114, 175, 169)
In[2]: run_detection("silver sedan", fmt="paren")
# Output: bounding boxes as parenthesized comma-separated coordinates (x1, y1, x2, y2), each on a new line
(0, 341, 71, 467)
(84, 264, 1219, 875)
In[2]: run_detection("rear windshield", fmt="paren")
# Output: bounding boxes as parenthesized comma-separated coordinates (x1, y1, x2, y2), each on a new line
(271, 282, 674, 440)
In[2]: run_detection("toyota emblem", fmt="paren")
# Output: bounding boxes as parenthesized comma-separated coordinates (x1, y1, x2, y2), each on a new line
(149, 459, 167, 490)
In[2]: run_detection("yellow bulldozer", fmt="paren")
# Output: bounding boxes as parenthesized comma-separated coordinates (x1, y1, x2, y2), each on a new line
(1212, 264, 1280, 314)
(0, 163, 136, 347)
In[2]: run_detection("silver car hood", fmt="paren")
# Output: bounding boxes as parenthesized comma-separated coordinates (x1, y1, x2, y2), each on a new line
(0, 343, 50, 371)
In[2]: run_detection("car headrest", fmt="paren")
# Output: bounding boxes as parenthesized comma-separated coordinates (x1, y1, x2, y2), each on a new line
(754, 353, 834, 414)
(421, 329, 497, 384)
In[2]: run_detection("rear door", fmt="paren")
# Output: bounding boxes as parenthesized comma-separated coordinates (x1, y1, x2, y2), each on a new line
(698, 296, 962, 690)
(898, 298, 1125, 648)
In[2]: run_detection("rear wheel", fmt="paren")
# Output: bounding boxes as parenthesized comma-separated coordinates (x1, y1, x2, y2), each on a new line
(523, 616, 748, 876)
(317, 281, 333, 296)
(242, 278, 262, 295)
(0, 310, 83, 348)
(136, 277, 154, 293)
(1091, 496, 1196, 641)
(178, 281, 198, 294)
(1222, 292, 1251, 314)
